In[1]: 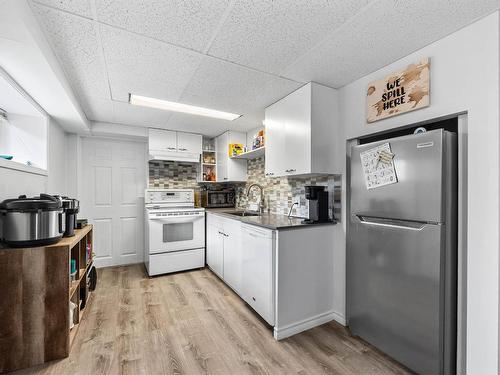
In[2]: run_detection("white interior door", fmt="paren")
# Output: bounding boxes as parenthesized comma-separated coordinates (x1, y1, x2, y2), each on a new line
(81, 138, 146, 267)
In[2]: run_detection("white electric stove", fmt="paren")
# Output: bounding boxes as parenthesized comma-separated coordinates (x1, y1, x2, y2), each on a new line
(144, 189, 205, 276)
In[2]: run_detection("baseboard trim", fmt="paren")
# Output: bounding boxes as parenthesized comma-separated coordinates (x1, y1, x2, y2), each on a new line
(331, 310, 347, 326)
(274, 310, 345, 340)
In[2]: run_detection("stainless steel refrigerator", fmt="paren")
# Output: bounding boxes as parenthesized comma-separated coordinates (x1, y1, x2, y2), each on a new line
(347, 129, 457, 375)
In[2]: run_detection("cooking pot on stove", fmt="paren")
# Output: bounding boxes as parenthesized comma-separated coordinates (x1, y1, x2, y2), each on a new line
(0, 193, 65, 247)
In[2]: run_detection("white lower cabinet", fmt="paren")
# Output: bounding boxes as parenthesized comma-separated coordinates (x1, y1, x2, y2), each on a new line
(206, 222, 224, 278)
(206, 214, 242, 292)
(222, 219, 242, 293)
(241, 224, 275, 326)
(206, 213, 275, 326)
(207, 213, 336, 340)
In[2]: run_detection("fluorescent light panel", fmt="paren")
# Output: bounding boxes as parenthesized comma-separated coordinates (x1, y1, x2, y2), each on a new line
(129, 94, 241, 121)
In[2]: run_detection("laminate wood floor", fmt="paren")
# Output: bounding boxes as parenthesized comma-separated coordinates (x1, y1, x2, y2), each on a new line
(13, 264, 412, 375)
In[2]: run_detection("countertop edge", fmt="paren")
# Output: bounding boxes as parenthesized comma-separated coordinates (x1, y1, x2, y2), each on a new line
(206, 209, 336, 230)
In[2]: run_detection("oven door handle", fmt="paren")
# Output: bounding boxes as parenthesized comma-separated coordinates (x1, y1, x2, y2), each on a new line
(149, 216, 203, 223)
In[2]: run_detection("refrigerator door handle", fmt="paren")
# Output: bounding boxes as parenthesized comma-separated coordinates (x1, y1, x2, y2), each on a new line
(354, 214, 432, 231)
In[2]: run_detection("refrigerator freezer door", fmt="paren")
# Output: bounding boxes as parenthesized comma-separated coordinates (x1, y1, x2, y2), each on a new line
(348, 215, 444, 375)
(351, 129, 445, 223)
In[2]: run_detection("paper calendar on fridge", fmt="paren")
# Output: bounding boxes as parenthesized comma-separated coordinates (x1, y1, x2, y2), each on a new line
(360, 143, 398, 189)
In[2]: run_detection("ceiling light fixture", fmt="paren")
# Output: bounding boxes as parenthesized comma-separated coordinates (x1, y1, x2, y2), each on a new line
(129, 94, 241, 121)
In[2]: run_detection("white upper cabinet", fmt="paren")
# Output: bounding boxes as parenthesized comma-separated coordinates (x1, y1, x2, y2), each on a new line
(177, 131, 202, 154)
(148, 128, 202, 162)
(263, 104, 284, 178)
(215, 131, 247, 182)
(264, 82, 340, 177)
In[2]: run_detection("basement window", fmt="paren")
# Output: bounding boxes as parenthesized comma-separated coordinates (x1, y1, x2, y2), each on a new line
(0, 70, 48, 175)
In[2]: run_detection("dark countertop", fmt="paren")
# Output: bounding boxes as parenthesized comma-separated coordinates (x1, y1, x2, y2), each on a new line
(205, 208, 336, 230)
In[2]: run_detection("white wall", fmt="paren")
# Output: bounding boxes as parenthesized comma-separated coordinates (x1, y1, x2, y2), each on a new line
(47, 118, 68, 195)
(336, 11, 499, 374)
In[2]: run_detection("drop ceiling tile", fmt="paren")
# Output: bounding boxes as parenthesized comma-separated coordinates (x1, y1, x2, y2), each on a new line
(31, 3, 110, 100)
(283, 0, 500, 87)
(166, 112, 255, 137)
(208, 0, 373, 74)
(100, 25, 203, 103)
(30, 0, 92, 18)
(112, 100, 172, 128)
(95, 0, 232, 52)
(180, 56, 302, 116)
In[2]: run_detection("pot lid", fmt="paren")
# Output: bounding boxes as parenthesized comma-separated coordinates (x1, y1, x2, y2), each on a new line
(0, 194, 62, 211)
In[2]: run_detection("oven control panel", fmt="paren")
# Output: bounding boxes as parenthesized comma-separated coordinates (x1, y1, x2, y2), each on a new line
(145, 189, 193, 204)
(150, 211, 204, 217)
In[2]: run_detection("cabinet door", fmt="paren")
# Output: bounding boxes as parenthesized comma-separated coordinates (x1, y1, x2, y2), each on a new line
(222, 219, 242, 294)
(177, 132, 202, 154)
(206, 224, 224, 278)
(282, 85, 311, 176)
(148, 128, 177, 151)
(215, 133, 228, 182)
(241, 225, 275, 325)
(264, 103, 286, 177)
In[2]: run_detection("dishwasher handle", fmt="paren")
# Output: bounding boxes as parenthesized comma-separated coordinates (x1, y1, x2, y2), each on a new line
(242, 224, 274, 238)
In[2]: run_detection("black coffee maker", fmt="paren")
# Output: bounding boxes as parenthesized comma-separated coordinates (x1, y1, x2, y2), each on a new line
(302, 185, 330, 224)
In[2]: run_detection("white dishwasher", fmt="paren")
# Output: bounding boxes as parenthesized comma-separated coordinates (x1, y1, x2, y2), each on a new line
(241, 224, 275, 326)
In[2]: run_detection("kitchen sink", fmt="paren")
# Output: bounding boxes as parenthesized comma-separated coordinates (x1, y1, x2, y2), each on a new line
(225, 211, 260, 217)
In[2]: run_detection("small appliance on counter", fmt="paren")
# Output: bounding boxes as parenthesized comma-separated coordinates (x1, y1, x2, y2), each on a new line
(200, 188, 236, 208)
(0, 193, 65, 247)
(55, 196, 79, 237)
(76, 218, 88, 229)
(302, 185, 331, 224)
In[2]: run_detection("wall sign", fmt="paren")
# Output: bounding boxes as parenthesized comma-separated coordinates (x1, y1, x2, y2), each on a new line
(366, 58, 430, 123)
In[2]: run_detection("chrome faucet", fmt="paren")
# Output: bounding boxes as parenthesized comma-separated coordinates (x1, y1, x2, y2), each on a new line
(246, 183, 265, 214)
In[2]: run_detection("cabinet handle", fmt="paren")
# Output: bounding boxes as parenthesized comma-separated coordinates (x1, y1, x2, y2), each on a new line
(224, 178, 228, 180)
(289, 169, 296, 172)
(179, 148, 188, 151)
(167, 147, 176, 150)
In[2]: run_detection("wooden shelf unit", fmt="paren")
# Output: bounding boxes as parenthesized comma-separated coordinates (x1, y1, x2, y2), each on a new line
(0, 225, 94, 373)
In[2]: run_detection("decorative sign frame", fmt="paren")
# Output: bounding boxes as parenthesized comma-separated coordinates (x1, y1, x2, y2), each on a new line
(366, 58, 430, 123)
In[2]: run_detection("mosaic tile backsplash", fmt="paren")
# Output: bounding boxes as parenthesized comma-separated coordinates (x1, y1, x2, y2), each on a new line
(234, 157, 338, 219)
(149, 160, 199, 189)
(149, 157, 339, 219)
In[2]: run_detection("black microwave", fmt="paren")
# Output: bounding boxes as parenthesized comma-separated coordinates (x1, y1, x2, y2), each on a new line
(201, 189, 235, 208)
